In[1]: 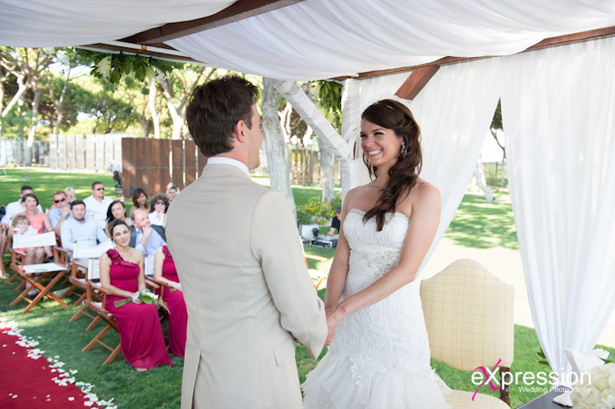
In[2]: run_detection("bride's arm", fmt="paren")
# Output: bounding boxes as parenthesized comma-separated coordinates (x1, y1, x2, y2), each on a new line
(327, 183, 441, 329)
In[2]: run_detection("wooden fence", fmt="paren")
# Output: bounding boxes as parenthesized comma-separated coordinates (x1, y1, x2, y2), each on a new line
(48, 134, 123, 172)
(289, 148, 342, 185)
(121, 138, 207, 199)
(0, 139, 48, 166)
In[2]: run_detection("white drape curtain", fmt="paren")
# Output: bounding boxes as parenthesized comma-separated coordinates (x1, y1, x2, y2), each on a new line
(357, 58, 502, 274)
(501, 36, 615, 382)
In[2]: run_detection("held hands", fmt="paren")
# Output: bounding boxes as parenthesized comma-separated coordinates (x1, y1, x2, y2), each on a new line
(325, 305, 345, 346)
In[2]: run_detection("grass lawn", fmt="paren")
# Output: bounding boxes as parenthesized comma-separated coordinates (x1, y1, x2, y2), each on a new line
(1, 169, 611, 408)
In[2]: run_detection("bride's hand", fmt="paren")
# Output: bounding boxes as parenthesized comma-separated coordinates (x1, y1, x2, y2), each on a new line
(325, 305, 345, 345)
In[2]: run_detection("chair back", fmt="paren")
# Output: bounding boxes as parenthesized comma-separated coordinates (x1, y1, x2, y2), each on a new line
(144, 254, 154, 277)
(73, 241, 113, 282)
(420, 258, 515, 370)
(13, 232, 57, 248)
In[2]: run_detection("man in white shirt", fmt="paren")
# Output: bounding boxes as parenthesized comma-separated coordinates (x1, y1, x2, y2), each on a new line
(0, 185, 43, 277)
(83, 181, 113, 229)
(60, 200, 110, 251)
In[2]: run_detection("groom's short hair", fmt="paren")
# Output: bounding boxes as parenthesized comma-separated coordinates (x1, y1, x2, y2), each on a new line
(186, 75, 260, 157)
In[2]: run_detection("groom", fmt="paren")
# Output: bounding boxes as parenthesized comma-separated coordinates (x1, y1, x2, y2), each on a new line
(166, 75, 328, 409)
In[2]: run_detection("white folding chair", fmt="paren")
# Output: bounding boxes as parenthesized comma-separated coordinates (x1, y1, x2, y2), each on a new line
(10, 232, 71, 313)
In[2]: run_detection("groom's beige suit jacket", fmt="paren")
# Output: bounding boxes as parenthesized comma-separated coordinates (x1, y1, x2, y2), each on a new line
(166, 164, 327, 409)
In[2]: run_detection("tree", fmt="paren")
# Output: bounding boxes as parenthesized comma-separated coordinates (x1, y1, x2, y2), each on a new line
(262, 78, 296, 217)
(80, 81, 136, 134)
(315, 80, 343, 204)
(0, 47, 53, 164)
(157, 65, 215, 139)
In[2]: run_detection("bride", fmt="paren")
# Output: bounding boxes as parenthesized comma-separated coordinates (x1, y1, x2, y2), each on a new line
(302, 99, 451, 408)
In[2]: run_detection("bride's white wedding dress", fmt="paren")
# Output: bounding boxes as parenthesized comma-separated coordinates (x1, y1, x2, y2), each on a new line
(302, 208, 451, 409)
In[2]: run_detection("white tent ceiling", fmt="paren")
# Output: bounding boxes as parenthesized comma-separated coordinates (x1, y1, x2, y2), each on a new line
(1, 0, 615, 80)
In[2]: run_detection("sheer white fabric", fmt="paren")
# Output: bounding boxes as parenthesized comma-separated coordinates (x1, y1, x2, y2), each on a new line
(169, 0, 615, 80)
(501, 36, 615, 382)
(0, 0, 233, 47)
(355, 58, 502, 274)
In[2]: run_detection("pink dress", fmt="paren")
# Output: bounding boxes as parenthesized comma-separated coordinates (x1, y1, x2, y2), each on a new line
(103, 249, 172, 370)
(159, 246, 187, 357)
(20, 211, 45, 233)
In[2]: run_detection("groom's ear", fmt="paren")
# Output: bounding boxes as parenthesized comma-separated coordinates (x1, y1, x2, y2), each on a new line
(233, 119, 246, 143)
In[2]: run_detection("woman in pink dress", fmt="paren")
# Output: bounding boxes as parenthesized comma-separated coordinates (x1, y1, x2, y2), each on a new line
(153, 245, 187, 357)
(99, 219, 172, 371)
(8, 193, 54, 264)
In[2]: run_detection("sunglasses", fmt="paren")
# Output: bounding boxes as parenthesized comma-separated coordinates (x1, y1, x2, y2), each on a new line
(54, 198, 66, 203)
(155, 200, 166, 205)
(96, 187, 104, 191)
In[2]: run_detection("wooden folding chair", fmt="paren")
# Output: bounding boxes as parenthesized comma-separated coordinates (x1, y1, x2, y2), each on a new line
(68, 241, 113, 328)
(81, 257, 122, 365)
(305, 253, 329, 290)
(10, 232, 71, 314)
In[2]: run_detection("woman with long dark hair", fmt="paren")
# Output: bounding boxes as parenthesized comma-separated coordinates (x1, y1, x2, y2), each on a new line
(99, 219, 172, 371)
(303, 100, 451, 408)
(105, 200, 131, 237)
(129, 188, 149, 218)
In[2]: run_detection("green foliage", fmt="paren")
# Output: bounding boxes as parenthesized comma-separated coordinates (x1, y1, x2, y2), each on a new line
(72, 49, 180, 84)
(316, 80, 342, 113)
(297, 194, 341, 225)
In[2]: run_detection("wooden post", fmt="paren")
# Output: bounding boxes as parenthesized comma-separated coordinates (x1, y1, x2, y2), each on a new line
(184, 140, 197, 187)
(121, 138, 137, 200)
(171, 140, 184, 189)
(85, 135, 96, 172)
(49, 134, 57, 170)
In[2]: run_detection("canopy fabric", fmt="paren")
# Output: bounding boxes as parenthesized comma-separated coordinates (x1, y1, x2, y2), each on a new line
(0, 0, 234, 48)
(502, 35, 615, 382)
(1, 0, 615, 80)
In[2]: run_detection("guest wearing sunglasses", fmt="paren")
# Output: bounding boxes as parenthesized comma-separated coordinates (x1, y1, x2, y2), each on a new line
(83, 181, 113, 229)
(48, 190, 72, 237)
(148, 194, 169, 228)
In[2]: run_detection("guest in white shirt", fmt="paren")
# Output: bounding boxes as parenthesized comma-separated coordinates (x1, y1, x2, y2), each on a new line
(148, 194, 169, 227)
(60, 200, 110, 251)
(83, 181, 113, 229)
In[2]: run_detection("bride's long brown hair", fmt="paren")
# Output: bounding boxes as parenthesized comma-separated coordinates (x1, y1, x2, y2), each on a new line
(361, 99, 422, 232)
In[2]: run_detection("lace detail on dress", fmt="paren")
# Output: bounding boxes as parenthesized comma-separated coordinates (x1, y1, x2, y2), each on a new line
(330, 207, 430, 380)
(162, 245, 174, 263)
(106, 248, 139, 268)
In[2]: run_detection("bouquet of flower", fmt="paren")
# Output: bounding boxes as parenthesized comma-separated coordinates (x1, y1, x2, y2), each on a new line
(115, 289, 169, 313)
(571, 363, 615, 408)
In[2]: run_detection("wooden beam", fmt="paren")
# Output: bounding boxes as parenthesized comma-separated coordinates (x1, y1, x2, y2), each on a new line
(394, 65, 441, 100)
(81, 43, 199, 63)
(338, 25, 615, 80)
(121, 0, 305, 45)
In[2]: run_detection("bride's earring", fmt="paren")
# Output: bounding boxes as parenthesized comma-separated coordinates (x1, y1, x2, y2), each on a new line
(400, 141, 407, 157)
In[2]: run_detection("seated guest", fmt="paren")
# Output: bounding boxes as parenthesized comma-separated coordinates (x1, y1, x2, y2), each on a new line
(9, 215, 43, 265)
(83, 181, 113, 229)
(165, 183, 180, 204)
(148, 194, 169, 227)
(326, 206, 342, 238)
(49, 190, 72, 237)
(64, 187, 76, 204)
(129, 188, 149, 218)
(100, 219, 172, 371)
(2, 186, 42, 276)
(129, 209, 166, 259)
(153, 245, 187, 357)
(60, 200, 110, 251)
(105, 200, 131, 238)
(11, 193, 54, 263)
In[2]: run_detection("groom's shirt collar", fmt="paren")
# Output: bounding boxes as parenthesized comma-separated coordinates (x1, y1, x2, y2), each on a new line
(206, 156, 250, 177)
